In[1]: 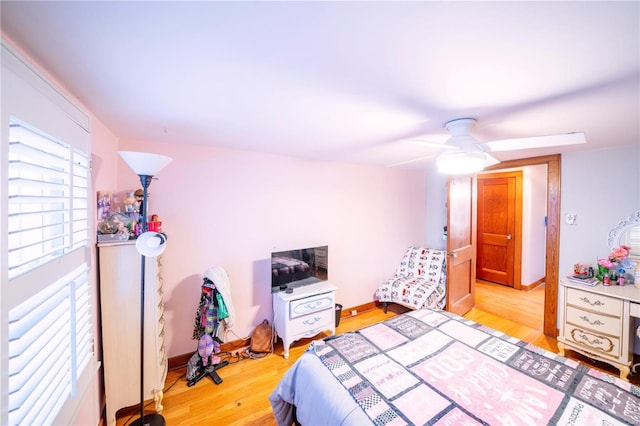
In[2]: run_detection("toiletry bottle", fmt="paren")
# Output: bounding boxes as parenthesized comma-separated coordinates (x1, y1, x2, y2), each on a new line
(603, 272, 610, 286)
(618, 269, 625, 286)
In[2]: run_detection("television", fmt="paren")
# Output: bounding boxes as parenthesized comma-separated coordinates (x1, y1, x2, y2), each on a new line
(271, 245, 328, 292)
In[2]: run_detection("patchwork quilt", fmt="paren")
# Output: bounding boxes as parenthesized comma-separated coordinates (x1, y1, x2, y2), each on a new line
(311, 309, 640, 425)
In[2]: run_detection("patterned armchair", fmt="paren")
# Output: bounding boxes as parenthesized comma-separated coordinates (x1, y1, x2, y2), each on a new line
(375, 247, 447, 312)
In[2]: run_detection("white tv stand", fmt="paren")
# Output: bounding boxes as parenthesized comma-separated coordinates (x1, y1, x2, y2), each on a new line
(272, 281, 337, 358)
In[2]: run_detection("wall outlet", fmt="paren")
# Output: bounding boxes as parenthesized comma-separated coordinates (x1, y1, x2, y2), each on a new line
(351, 309, 357, 316)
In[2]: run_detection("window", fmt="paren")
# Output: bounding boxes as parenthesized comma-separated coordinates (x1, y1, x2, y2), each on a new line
(6, 123, 92, 425)
(8, 265, 90, 425)
(8, 122, 89, 279)
(2, 41, 95, 426)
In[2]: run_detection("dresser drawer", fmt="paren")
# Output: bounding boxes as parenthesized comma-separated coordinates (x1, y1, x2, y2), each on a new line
(565, 306, 621, 336)
(563, 323, 621, 358)
(566, 287, 621, 317)
(288, 307, 334, 337)
(290, 292, 334, 319)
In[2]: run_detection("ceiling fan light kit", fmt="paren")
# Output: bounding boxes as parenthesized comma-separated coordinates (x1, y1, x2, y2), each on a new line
(428, 117, 585, 175)
(437, 118, 488, 174)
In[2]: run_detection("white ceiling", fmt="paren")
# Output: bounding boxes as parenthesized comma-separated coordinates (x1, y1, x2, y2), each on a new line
(2, 1, 639, 169)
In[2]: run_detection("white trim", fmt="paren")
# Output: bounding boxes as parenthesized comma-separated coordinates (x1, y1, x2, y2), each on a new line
(1, 41, 91, 133)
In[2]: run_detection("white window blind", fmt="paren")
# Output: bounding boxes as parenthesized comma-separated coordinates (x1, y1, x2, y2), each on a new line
(5, 122, 93, 425)
(7, 122, 88, 279)
(2, 41, 95, 426)
(8, 264, 90, 426)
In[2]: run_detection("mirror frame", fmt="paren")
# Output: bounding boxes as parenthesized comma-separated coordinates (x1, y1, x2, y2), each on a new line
(607, 210, 640, 254)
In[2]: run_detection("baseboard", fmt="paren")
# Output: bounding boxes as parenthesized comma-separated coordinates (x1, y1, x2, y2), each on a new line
(341, 301, 380, 317)
(168, 337, 251, 370)
(168, 302, 381, 370)
(522, 277, 545, 292)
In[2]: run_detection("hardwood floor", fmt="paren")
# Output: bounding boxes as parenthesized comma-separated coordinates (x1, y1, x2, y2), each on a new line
(116, 281, 638, 425)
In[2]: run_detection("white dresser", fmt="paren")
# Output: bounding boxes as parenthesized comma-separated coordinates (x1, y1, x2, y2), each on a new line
(98, 242, 168, 426)
(272, 281, 337, 358)
(558, 278, 640, 381)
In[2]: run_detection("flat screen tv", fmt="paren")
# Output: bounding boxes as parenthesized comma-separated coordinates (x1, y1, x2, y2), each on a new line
(271, 245, 328, 292)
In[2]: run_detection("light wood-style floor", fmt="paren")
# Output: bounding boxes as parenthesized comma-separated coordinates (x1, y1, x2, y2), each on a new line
(116, 281, 638, 426)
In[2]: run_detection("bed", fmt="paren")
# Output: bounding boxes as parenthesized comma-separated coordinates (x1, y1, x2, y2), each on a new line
(270, 308, 640, 425)
(375, 247, 447, 312)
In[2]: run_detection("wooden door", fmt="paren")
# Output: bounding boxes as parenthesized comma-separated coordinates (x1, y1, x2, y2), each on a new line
(476, 171, 522, 288)
(446, 175, 476, 316)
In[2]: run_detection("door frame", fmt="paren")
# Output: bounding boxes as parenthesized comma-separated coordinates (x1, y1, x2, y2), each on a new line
(484, 154, 560, 337)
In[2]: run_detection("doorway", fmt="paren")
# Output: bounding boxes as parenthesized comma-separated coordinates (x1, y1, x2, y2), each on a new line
(482, 155, 560, 337)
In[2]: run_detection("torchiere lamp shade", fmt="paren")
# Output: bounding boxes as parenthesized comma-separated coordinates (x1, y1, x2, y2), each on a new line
(119, 151, 173, 176)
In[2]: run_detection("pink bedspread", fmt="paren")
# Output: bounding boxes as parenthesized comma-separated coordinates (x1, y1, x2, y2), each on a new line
(310, 309, 640, 425)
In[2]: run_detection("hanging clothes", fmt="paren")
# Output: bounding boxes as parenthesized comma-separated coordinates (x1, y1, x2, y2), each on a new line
(202, 266, 235, 342)
(192, 281, 220, 340)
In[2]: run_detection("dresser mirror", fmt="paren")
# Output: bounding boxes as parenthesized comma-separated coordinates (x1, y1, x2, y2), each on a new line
(607, 210, 640, 261)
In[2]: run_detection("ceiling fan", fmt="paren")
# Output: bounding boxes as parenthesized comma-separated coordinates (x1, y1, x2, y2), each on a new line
(393, 118, 586, 174)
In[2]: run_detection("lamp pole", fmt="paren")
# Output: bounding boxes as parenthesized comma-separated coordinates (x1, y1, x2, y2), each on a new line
(118, 151, 172, 426)
(132, 174, 165, 426)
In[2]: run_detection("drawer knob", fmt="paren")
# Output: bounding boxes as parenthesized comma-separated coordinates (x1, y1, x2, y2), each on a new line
(579, 296, 605, 307)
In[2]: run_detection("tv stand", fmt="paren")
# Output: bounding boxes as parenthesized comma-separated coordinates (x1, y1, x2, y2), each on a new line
(272, 282, 337, 358)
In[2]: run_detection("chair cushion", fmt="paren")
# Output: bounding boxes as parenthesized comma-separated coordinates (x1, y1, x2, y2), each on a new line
(375, 276, 446, 310)
(377, 247, 447, 311)
(395, 247, 446, 281)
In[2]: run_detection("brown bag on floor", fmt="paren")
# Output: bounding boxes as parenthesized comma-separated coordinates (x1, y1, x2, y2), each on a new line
(249, 319, 273, 356)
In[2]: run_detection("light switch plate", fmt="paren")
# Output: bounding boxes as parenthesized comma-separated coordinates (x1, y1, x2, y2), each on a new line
(565, 213, 576, 225)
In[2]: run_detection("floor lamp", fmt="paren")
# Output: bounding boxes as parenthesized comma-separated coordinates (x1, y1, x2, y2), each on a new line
(119, 151, 173, 426)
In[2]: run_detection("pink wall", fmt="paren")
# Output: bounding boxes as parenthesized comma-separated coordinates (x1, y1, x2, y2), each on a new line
(90, 118, 120, 353)
(116, 140, 427, 357)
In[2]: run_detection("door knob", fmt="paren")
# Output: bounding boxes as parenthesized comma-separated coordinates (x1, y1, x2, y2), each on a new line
(506, 234, 512, 240)
(447, 252, 457, 258)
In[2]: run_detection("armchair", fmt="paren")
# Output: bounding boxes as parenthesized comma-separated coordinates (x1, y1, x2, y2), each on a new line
(375, 247, 447, 312)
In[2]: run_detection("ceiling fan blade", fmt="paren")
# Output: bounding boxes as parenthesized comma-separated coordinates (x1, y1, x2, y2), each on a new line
(484, 132, 586, 152)
(484, 153, 501, 167)
(410, 139, 460, 150)
(387, 154, 437, 167)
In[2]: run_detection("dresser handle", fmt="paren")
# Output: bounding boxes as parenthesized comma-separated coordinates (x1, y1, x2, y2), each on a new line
(571, 329, 614, 352)
(579, 315, 604, 326)
(302, 316, 321, 326)
(579, 296, 604, 307)
(304, 301, 321, 310)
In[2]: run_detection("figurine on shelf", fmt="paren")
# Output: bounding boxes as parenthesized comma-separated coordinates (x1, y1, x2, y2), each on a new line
(134, 189, 144, 213)
(149, 214, 162, 232)
(123, 191, 136, 212)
